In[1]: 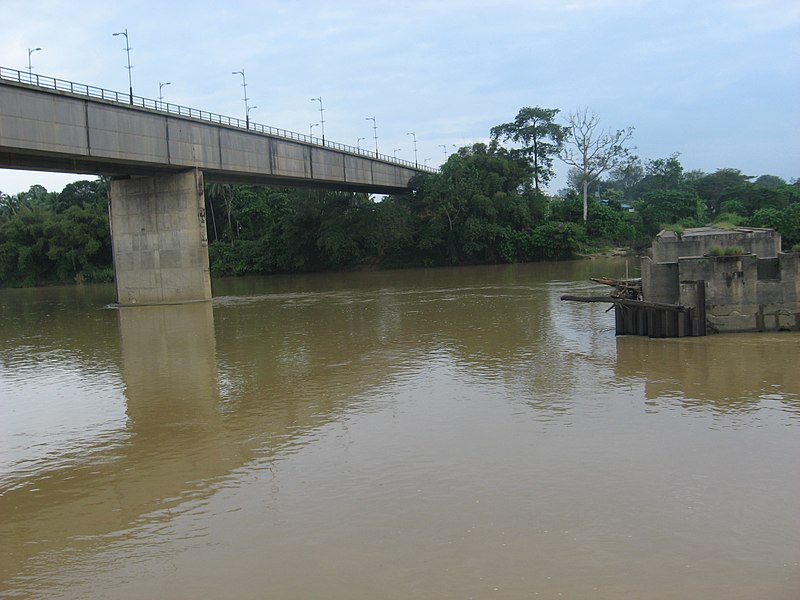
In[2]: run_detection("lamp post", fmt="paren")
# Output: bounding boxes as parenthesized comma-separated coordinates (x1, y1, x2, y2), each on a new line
(439, 144, 448, 160)
(310, 122, 319, 138)
(232, 69, 250, 128)
(247, 105, 258, 127)
(158, 81, 171, 109)
(406, 131, 418, 166)
(424, 158, 431, 166)
(357, 137, 365, 151)
(393, 148, 401, 159)
(310, 96, 325, 144)
(27, 47, 41, 76)
(366, 116, 378, 157)
(112, 29, 133, 104)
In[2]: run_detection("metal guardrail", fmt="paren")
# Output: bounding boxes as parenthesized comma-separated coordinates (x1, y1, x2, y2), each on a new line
(0, 66, 438, 174)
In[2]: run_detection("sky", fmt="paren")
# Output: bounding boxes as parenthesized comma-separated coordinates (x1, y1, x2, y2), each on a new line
(1, 0, 798, 195)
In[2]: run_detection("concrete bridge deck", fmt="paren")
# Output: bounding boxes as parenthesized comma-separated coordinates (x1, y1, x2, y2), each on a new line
(0, 67, 433, 305)
(0, 67, 431, 194)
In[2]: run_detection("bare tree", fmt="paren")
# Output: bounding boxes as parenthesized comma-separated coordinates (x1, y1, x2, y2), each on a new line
(560, 108, 634, 222)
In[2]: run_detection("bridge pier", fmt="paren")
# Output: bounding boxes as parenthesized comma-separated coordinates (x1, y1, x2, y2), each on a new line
(110, 169, 212, 305)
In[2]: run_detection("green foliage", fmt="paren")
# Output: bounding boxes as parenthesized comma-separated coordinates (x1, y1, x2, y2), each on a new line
(633, 189, 707, 236)
(490, 106, 568, 190)
(711, 216, 743, 229)
(640, 153, 686, 194)
(718, 199, 746, 215)
(529, 222, 585, 260)
(748, 207, 783, 230)
(661, 223, 684, 235)
(0, 181, 112, 287)
(692, 168, 752, 215)
(779, 203, 800, 247)
(707, 246, 746, 256)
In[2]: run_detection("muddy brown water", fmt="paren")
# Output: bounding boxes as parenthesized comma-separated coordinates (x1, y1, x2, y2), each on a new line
(1, 260, 798, 599)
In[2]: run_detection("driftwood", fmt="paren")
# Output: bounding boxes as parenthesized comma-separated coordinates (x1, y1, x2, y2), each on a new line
(560, 295, 685, 312)
(590, 276, 642, 300)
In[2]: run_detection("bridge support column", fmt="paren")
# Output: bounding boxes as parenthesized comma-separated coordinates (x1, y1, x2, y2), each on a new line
(110, 169, 212, 305)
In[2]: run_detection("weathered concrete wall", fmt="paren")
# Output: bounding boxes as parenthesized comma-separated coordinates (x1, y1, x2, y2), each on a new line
(652, 228, 780, 263)
(311, 146, 344, 181)
(0, 84, 88, 155)
(641, 257, 680, 304)
(780, 252, 800, 303)
(675, 254, 800, 332)
(168, 120, 222, 168)
(110, 169, 211, 305)
(88, 104, 169, 163)
(343, 155, 374, 185)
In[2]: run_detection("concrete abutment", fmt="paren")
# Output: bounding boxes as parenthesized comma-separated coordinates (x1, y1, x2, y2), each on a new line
(110, 169, 211, 305)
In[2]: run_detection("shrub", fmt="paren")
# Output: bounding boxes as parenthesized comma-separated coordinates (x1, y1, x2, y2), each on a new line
(708, 245, 745, 256)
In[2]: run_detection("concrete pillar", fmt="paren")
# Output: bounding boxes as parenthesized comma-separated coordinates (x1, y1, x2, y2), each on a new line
(110, 169, 212, 305)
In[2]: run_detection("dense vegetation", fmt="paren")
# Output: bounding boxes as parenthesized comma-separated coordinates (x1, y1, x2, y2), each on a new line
(2, 107, 799, 286)
(0, 180, 113, 286)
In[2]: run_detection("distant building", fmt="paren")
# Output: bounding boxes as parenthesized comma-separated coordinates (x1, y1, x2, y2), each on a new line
(642, 227, 800, 333)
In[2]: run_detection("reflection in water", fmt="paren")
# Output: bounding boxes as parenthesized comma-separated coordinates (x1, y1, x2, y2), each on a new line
(1, 261, 799, 599)
(1, 302, 222, 588)
(616, 333, 800, 416)
(119, 302, 219, 429)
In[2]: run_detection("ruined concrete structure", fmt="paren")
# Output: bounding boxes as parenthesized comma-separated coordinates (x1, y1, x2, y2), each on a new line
(642, 227, 800, 333)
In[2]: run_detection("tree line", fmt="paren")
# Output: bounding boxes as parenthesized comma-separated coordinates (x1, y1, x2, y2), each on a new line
(1, 106, 798, 286)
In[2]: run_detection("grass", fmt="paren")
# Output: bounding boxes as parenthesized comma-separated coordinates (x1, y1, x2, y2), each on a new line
(707, 245, 746, 257)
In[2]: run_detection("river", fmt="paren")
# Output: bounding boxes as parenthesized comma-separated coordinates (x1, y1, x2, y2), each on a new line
(1, 259, 798, 599)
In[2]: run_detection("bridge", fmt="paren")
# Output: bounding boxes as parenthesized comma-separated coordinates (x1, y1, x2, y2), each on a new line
(0, 67, 432, 305)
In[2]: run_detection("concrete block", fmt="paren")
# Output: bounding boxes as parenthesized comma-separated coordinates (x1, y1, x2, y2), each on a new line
(310, 147, 345, 181)
(110, 170, 211, 305)
(0, 86, 89, 154)
(270, 139, 309, 178)
(167, 120, 221, 168)
(219, 129, 271, 174)
(88, 104, 169, 163)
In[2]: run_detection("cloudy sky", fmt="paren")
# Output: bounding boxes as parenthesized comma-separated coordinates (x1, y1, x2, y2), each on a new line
(1, 0, 798, 195)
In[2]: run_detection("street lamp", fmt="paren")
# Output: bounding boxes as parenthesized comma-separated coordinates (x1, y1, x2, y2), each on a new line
(112, 29, 133, 104)
(406, 131, 418, 166)
(247, 105, 258, 126)
(232, 69, 250, 128)
(158, 81, 171, 109)
(366, 116, 378, 157)
(424, 158, 431, 166)
(393, 148, 401, 159)
(310, 122, 319, 138)
(310, 96, 325, 144)
(357, 137, 365, 151)
(439, 144, 448, 160)
(27, 47, 42, 76)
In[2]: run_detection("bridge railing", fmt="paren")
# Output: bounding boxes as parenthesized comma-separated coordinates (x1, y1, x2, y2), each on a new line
(0, 66, 438, 174)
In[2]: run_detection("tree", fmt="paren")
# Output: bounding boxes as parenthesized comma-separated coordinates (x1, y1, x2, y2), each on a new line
(753, 174, 786, 188)
(604, 155, 644, 201)
(205, 183, 236, 243)
(560, 108, 634, 223)
(490, 107, 568, 191)
(633, 189, 706, 236)
(692, 168, 752, 216)
(640, 153, 686, 193)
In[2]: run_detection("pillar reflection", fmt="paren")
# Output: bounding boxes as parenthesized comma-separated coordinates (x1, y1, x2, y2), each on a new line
(118, 302, 219, 432)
